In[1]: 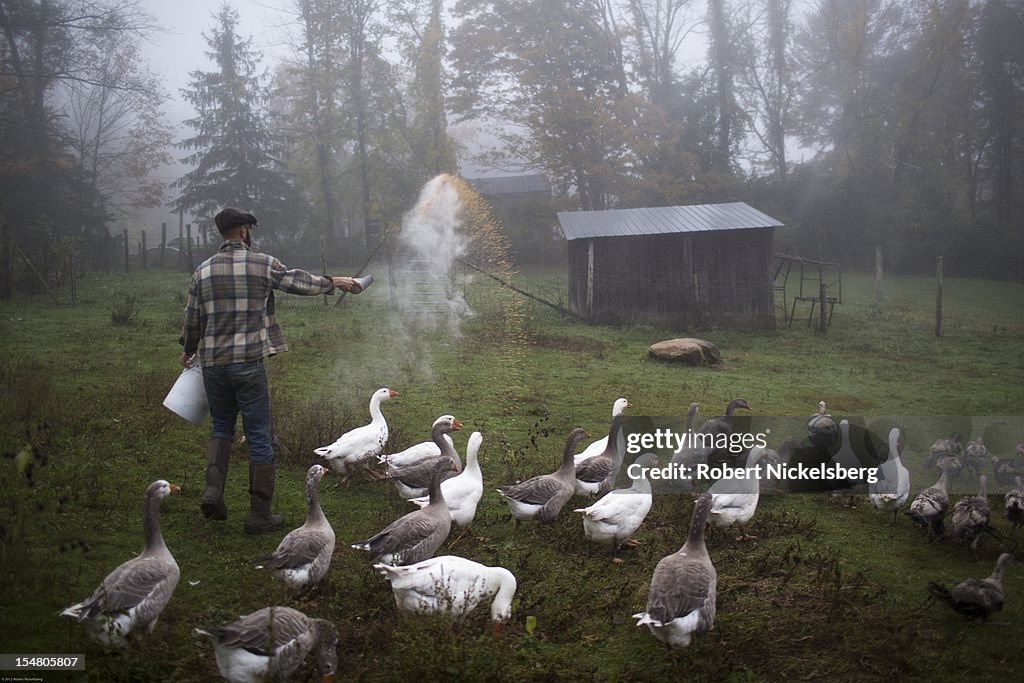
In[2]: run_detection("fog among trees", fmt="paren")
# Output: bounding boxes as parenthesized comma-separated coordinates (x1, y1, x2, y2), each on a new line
(2, 0, 1022, 277)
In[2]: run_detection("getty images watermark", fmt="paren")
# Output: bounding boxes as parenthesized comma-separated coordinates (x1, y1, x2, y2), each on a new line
(606, 414, 1024, 495)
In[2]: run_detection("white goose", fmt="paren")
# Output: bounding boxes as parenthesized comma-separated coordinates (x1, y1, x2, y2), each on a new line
(574, 397, 630, 465)
(708, 448, 762, 540)
(195, 606, 337, 683)
(258, 465, 335, 593)
(410, 431, 484, 528)
(634, 492, 716, 648)
(868, 427, 911, 523)
(315, 387, 397, 482)
(378, 434, 455, 468)
(575, 452, 656, 557)
(374, 555, 517, 624)
(61, 480, 181, 647)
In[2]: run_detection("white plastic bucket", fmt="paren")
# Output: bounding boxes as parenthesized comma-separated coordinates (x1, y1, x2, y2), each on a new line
(163, 365, 209, 424)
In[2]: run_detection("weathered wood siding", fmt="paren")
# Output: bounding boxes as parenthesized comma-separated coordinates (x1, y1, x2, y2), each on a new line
(568, 228, 775, 329)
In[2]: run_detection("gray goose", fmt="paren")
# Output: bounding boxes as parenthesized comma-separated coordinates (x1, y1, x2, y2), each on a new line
(669, 403, 703, 490)
(964, 437, 987, 479)
(387, 415, 462, 499)
(354, 459, 453, 565)
(992, 453, 1024, 487)
(259, 464, 335, 593)
(195, 606, 337, 683)
(807, 400, 839, 449)
(949, 475, 992, 554)
(573, 414, 627, 496)
(633, 492, 716, 648)
(925, 432, 963, 477)
(906, 463, 952, 539)
(928, 553, 1013, 622)
(60, 480, 181, 647)
(696, 398, 751, 440)
(1005, 476, 1024, 534)
(497, 428, 590, 523)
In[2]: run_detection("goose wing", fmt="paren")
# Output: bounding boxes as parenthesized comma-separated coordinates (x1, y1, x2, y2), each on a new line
(265, 527, 333, 570)
(498, 474, 562, 506)
(76, 556, 179, 622)
(358, 510, 449, 564)
(207, 607, 311, 652)
(575, 455, 612, 484)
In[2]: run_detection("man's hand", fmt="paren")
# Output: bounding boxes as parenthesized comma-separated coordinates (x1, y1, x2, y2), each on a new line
(331, 276, 362, 293)
(180, 352, 192, 369)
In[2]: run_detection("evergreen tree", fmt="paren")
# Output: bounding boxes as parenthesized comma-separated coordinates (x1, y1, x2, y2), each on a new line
(174, 3, 295, 240)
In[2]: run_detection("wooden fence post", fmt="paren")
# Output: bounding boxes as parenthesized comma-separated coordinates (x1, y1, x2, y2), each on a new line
(321, 236, 328, 306)
(141, 231, 148, 271)
(123, 228, 130, 273)
(68, 253, 78, 306)
(935, 256, 943, 337)
(178, 211, 184, 271)
(104, 228, 110, 273)
(874, 247, 883, 302)
(186, 223, 193, 271)
(160, 222, 167, 270)
(1, 224, 10, 299)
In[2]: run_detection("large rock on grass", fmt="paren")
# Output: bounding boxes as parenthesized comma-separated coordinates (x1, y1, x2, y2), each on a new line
(648, 338, 722, 366)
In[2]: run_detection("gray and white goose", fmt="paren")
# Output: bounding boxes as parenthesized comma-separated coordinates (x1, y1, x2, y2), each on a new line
(807, 400, 839, 449)
(964, 437, 987, 479)
(925, 432, 963, 477)
(259, 465, 335, 593)
(354, 459, 454, 566)
(497, 428, 590, 523)
(195, 606, 337, 683)
(906, 462, 952, 539)
(1005, 475, 1024, 534)
(633, 492, 717, 648)
(387, 415, 462, 499)
(928, 553, 1013, 622)
(949, 475, 992, 554)
(574, 397, 630, 465)
(61, 480, 181, 647)
(574, 414, 627, 496)
(669, 403, 703, 489)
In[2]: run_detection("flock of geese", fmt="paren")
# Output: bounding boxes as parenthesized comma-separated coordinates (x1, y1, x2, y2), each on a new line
(60, 391, 1024, 680)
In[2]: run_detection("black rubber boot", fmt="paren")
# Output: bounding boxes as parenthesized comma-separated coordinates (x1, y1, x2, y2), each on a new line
(201, 438, 231, 520)
(244, 463, 285, 534)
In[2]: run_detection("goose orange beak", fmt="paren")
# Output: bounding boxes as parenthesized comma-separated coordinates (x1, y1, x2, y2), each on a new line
(452, 420, 463, 431)
(388, 389, 399, 397)
(169, 484, 181, 494)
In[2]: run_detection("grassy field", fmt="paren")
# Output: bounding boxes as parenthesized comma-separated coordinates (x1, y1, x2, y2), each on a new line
(2, 264, 1024, 682)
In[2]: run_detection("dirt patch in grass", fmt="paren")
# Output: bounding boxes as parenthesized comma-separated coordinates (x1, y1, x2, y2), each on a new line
(530, 334, 610, 354)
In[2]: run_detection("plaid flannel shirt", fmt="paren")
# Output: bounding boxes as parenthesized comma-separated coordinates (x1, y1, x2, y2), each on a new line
(182, 240, 335, 367)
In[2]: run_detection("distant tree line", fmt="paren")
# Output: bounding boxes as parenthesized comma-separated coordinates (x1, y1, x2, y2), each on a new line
(2, 0, 1022, 281)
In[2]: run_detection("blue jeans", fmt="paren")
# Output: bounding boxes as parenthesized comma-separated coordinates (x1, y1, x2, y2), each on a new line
(203, 361, 273, 464)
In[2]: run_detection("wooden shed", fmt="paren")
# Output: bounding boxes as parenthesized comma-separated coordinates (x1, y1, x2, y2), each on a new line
(558, 202, 783, 329)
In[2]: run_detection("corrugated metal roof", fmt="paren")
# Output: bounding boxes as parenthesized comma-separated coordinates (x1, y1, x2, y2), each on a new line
(467, 174, 551, 197)
(557, 202, 783, 240)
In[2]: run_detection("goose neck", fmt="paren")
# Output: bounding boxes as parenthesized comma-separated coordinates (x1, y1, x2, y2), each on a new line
(368, 394, 385, 423)
(142, 492, 166, 554)
(489, 568, 517, 622)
